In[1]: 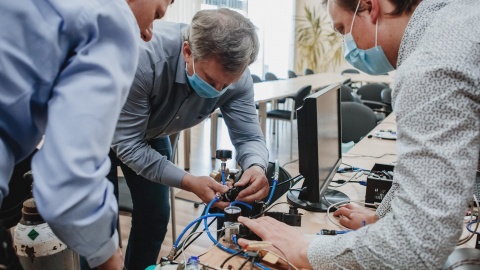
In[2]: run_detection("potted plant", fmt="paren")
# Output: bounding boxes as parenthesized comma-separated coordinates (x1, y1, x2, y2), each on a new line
(295, 5, 343, 73)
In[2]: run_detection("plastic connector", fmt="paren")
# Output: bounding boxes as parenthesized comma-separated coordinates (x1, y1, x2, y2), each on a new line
(167, 247, 177, 261)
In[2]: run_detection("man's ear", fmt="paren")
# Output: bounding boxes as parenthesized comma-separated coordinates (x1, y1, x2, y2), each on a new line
(365, 0, 380, 24)
(182, 41, 192, 62)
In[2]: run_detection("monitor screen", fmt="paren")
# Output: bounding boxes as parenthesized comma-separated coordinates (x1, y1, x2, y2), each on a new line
(287, 83, 349, 212)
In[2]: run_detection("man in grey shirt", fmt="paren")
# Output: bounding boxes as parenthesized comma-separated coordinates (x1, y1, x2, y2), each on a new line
(109, 9, 269, 270)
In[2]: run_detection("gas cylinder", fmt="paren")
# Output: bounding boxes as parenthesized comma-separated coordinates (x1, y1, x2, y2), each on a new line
(13, 198, 79, 269)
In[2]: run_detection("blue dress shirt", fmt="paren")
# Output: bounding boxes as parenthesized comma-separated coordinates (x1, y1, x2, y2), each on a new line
(0, 0, 139, 267)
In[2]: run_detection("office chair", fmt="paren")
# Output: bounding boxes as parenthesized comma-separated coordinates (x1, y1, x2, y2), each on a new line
(251, 74, 262, 83)
(288, 70, 298, 78)
(264, 72, 287, 110)
(304, 68, 314, 75)
(266, 85, 312, 158)
(265, 72, 280, 81)
(341, 102, 377, 143)
(356, 83, 392, 122)
(340, 85, 355, 102)
(381, 87, 392, 105)
(340, 68, 360, 75)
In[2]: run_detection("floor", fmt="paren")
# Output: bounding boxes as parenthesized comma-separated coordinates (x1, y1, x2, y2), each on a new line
(118, 114, 301, 264)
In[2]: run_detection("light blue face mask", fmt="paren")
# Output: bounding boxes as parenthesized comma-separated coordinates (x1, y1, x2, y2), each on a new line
(342, 1, 394, 75)
(185, 58, 230, 98)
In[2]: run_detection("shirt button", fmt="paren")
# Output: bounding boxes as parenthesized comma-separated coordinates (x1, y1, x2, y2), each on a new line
(176, 116, 180, 119)
(163, 132, 166, 135)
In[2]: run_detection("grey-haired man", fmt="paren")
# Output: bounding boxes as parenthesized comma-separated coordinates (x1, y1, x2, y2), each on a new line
(108, 8, 270, 269)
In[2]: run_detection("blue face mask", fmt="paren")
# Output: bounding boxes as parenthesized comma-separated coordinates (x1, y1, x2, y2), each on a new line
(342, 1, 394, 75)
(185, 58, 230, 98)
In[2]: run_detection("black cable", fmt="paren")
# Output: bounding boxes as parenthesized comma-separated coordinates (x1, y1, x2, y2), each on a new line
(173, 217, 217, 260)
(220, 250, 243, 268)
(250, 256, 256, 270)
(276, 174, 304, 187)
(238, 257, 251, 270)
(282, 159, 298, 167)
(343, 153, 396, 159)
(250, 201, 290, 219)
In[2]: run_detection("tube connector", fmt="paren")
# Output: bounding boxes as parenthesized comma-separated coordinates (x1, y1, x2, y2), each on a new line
(167, 246, 177, 261)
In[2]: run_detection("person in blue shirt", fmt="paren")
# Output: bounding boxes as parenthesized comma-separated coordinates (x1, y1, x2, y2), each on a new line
(108, 8, 270, 269)
(0, 0, 173, 269)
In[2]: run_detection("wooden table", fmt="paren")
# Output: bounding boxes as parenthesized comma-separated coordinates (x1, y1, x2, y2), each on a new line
(343, 73, 394, 85)
(197, 113, 476, 268)
(254, 73, 346, 135)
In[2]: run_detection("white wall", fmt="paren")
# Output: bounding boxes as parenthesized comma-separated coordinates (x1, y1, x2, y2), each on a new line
(247, 0, 296, 80)
(162, 0, 202, 23)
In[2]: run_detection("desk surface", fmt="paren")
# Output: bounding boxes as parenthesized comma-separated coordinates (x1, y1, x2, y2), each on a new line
(343, 73, 394, 85)
(253, 73, 345, 102)
(252, 72, 394, 135)
(198, 113, 475, 269)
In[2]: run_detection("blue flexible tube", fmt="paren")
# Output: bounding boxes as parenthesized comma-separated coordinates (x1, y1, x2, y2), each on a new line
(229, 200, 253, 209)
(173, 213, 224, 247)
(265, 180, 277, 205)
(203, 197, 239, 254)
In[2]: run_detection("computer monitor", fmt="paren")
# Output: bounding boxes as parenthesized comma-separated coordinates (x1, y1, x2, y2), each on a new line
(287, 83, 349, 212)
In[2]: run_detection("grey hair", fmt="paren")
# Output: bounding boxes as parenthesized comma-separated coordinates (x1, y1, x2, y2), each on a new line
(183, 8, 259, 75)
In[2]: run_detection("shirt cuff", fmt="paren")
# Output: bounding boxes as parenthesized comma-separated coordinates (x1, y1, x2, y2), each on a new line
(86, 229, 119, 268)
(242, 157, 268, 173)
(161, 162, 187, 188)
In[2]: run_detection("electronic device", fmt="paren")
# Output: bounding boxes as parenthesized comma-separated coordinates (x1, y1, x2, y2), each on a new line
(373, 130, 397, 140)
(365, 163, 394, 206)
(287, 83, 349, 212)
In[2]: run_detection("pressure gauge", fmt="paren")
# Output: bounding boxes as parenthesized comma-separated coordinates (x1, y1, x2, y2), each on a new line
(224, 206, 242, 222)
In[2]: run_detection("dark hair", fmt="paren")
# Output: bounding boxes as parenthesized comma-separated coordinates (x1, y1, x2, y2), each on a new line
(322, 0, 421, 16)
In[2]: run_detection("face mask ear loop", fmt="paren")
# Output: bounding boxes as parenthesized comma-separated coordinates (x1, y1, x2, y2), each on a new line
(350, 0, 362, 33)
(191, 56, 197, 74)
(375, 18, 378, 47)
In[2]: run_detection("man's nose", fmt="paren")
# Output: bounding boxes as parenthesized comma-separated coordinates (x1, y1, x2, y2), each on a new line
(141, 24, 153, 42)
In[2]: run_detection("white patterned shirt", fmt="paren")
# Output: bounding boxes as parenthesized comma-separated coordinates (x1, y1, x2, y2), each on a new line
(308, 0, 480, 269)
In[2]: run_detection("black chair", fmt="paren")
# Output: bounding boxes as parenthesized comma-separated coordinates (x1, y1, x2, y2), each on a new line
(340, 85, 354, 102)
(288, 70, 297, 78)
(356, 83, 392, 122)
(264, 72, 279, 81)
(381, 87, 392, 105)
(266, 85, 312, 158)
(264, 72, 287, 106)
(341, 102, 377, 143)
(304, 68, 314, 75)
(340, 68, 360, 75)
(251, 74, 262, 83)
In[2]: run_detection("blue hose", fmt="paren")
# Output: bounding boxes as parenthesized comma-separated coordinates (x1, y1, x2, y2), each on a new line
(229, 200, 253, 209)
(173, 213, 224, 248)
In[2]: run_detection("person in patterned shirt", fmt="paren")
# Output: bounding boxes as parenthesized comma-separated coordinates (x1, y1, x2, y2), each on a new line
(238, 0, 480, 269)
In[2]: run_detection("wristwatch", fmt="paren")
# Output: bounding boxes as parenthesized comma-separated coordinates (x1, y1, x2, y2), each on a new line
(248, 163, 267, 175)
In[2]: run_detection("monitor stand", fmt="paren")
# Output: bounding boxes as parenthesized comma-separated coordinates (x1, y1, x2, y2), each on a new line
(287, 189, 349, 212)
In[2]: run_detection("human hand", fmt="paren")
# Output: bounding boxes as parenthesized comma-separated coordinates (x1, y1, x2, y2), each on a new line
(234, 166, 269, 202)
(237, 216, 312, 269)
(333, 203, 379, 229)
(96, 248, 124, 270)
(181, 174, 230, 208)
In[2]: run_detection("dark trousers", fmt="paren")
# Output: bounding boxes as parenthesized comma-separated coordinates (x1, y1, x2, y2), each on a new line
(0, 223, 23, 270)
(81, 137, 172, 270)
